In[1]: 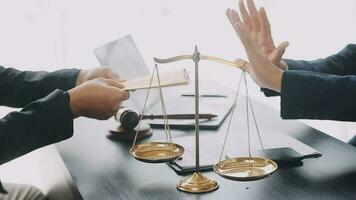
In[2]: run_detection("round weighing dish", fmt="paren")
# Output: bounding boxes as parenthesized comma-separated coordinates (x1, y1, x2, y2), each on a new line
(213, 157, 278, 181)
(130, 142, 184, 163)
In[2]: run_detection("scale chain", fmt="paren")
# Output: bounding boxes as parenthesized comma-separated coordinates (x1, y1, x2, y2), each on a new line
(248, 96, 265, 152)
(218, 70, 266, 169)
(155, 64, 173, 143)
(244, 72, 253, 171)
(218, 71, 244, 161)
(131, 66, 157, 149)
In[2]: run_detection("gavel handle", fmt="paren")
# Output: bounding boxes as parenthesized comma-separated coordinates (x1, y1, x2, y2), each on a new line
(141, 114, 217, 120)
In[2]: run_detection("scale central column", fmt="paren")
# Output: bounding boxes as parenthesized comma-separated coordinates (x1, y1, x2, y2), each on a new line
(176, 46, 219, 193)
(194, 46, 200, 173)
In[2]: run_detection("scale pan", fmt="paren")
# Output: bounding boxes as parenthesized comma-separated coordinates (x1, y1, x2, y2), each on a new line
(130, 142, 184, 163)
(213, 157, 277, 181)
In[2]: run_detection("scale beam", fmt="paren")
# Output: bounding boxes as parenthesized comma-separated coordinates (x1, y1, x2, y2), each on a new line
(154, 55, 246, 69)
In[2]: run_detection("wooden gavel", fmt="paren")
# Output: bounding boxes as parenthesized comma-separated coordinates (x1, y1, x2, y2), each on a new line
(115, 108, 218, 130)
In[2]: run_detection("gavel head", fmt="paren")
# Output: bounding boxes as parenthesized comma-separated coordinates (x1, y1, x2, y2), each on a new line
(115, 109, 140, 130)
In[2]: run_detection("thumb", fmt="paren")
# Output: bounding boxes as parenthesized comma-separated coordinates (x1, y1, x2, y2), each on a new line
(101, 67, 120, 80)
(107, 71, 126, 82)
(270, 41, 289, 63)
(102, 79, 125, 89)
(106, 71, 120, 80)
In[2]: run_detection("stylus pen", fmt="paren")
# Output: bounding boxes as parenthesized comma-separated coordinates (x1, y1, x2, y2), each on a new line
(141, 114, 218, 120)
(181, 94, 227, 98)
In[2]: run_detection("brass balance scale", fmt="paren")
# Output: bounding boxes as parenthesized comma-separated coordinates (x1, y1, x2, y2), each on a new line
(129, 46, 278, 193)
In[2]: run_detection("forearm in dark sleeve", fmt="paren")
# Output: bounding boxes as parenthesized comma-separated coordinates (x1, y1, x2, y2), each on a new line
(0, 89, 74, 164)
(0, 66, 80, 107)
(261, 44, 356, 97)
(285, 44, 356, 75)
(280, 70, 356, 121)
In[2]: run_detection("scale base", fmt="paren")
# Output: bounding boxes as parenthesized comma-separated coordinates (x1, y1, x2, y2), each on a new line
(177, 172, 219, 193)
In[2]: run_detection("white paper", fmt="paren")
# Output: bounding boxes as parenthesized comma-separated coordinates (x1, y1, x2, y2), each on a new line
(94, 35, 159, 111)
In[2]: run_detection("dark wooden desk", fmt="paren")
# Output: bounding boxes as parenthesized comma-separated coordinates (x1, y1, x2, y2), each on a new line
(57, 97, 356, 200)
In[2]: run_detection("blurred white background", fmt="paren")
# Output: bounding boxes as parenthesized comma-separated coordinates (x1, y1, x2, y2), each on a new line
(0, 0, 355, 195)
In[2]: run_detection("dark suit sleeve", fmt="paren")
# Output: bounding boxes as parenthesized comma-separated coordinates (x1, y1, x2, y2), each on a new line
(284, 44, 356, 75)
(280, 70, 356, 121)
(261, 44, 356, 97)
(0, 89, 74, 164)
(0, 66, 80, 107)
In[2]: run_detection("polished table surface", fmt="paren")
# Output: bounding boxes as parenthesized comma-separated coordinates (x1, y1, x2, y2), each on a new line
(57, 96, 356, 200)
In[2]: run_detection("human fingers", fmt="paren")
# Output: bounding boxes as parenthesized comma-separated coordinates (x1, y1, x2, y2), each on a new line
(270, 41, 289, 63)
(239, 0, 252, 31)
(227, 8, 260, 59)
(100, 78, 125, 89)
(112, 88, 130, 101)
(100, 67, 120, 80)
(104, 89, 128, 119)
(233, 18, 253, 49)
(226, 9, 243, 38)
(120, 90, 130, 100)
(247, 0, 261, 32)
(106, 70, 126, 82)
(259, 7, 276, 49)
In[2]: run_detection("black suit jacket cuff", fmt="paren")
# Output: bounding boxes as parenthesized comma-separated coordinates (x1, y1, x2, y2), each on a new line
(44, 69, 80, 92)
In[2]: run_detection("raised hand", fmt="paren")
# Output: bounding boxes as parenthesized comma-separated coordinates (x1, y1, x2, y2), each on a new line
(232, 0, 289, 71)
(226, 0, 284, 92)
